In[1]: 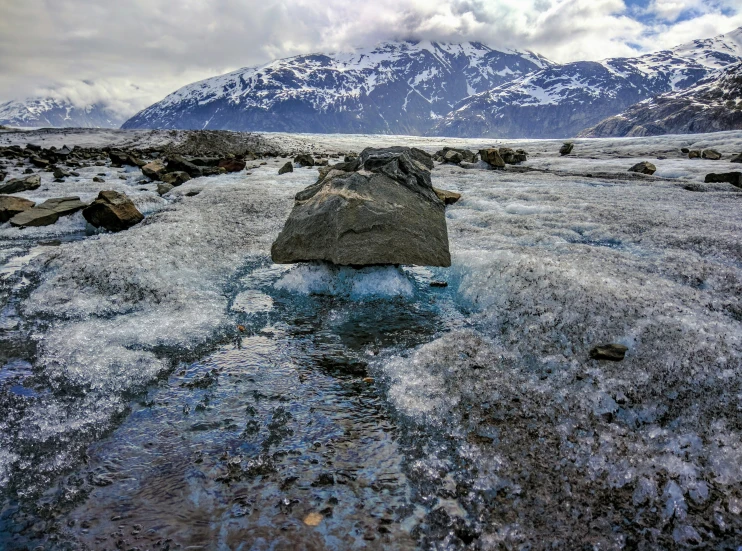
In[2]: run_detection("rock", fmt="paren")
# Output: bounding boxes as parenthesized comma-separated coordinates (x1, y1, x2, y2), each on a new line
(190, 157, 221, 167)
(278, 162, 294, 175)
(142, 159, 167, 180)
(160, 171, 192, 186)
(433, 188, 461, 205)
(0, 196, 35, 222)
(499, 147, 527, 164)
(628, 161, 656, 175)
(218, 159, 246, 173)
(702, 149, 722, 160)
(93, 176, 105, 183)
(430, 281, 448, 288)
(39, 197, 87, 216)
(560, 143, 574, 156)
(166, 155, 202, 177)
(53, 168, 71, 179)
(271, 146, 450, 267)
(479, 148, 506, 168)
(23, 168, 33, 174)
(688, 150, 701, 159)
(704, 172, 742, 188)
(436, 147, 476, 164)
(30, 156, 50, 168)
(82, 190, 144, 232)
(294, 154, 315, 167)
(10, 207, 59, 227)
(0, 174, 41, 194)
(680, 147, 690, 154)
(443, 149, 465, 164)
(731, 153, 742, 163)
(157, 183, 175, 196)
(589, 344, 628, 362)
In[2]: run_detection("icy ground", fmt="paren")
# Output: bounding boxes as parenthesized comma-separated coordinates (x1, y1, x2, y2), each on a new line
(0, 129, 741, 549)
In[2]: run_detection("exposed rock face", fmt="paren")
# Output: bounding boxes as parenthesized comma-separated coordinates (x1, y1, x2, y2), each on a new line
(271, 147, 450, 267)
(83, 191, 144, 232)
(479, 148, 505, 168)
(142, 159, 167, 180)
(705, 172, 742, 188)
(278, 162, 294, 175)
(0, 195, 35, 222)
(560, 143, 574, 156)
(628, 161, 657, 175)
(160, 171, 192, 186)
(0, 174, 41, 194)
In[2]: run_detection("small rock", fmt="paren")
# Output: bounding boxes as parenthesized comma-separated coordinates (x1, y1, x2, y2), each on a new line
(294, 154, 315, 167)
(278, 162, 294, 175)
(23, 168, 33, 174)
(10, 207, 59, 227)
(0, 195, 35, 222)
(157, 183, 174, 196)
(186, 190, 200, 197)
(142, 159, 167, 180)
(560, 143, 574, 156)
(499, 147, 527, 164)
(166, 155, 203, 177)
(93, 176, 105, 183)
(0, 174, 41, 194)
(30, 156, 50, 168)
(218, 159, 246, 173)
(688, 150, 701, 159)
(589, 344, 628, 362)
(53, 168, 71, 179)
(433, 188, 461, 205)
(82, 190, 144, 232)
(303, 512, 323, 527)
(628, 161, 656, 175)
(680, 147, 690, 154)
(730, 152, 742, 163)
(702, 149, 722, 160)
(160, 171, 192, 186)
(430, 281, 448, 288)
(704, 172, 742, 188)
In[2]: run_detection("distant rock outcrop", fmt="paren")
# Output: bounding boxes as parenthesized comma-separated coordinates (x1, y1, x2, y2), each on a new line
(271, 147, 450, 267)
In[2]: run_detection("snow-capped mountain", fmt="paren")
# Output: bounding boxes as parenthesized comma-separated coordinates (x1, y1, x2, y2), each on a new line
(122, 41, 552, 135)
(433, 27, 742, 139)
(579, 63, 742, 137)
(0, 97, 124, 128)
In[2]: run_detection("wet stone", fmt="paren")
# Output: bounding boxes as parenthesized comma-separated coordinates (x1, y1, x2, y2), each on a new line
(589, 343, 629, 361)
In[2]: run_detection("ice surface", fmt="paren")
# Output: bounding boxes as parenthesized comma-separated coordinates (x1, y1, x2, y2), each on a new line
(275, 263, 415, 299)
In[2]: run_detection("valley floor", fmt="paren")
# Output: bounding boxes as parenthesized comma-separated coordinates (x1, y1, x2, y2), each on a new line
(0, 128, 741, 549)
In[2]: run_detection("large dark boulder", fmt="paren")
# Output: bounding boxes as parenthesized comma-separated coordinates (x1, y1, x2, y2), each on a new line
(560, 143, 574, 156)
(705, 172, 742, 188)
(0, 196, 35, 222)
(479, 148, 505, 168)
(0, 174, 41, 194)
(628, 161, 657, 175)
(271, 147, 451, 267)
(83, 190, 144, 232)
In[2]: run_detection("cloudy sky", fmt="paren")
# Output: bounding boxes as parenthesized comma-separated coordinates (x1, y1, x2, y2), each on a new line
(1, 0, 741, 118)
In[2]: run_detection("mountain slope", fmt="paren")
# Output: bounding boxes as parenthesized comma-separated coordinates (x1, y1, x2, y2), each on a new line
(578, 63, 742, 137)
(432, 27, 742, 139)
(122, 41, 552, 135)
(0, 97, 124, 128)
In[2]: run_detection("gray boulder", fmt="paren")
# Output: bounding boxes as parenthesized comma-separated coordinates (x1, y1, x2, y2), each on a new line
(278, 162, 294, 175)
(271, 146, 451, 267)
(0, 174, 41, 194)
(166, 155, 202, 177)
(0, 195, 35, 222)
(702, 149, 722, 160)
(499, 147, 527, 164)
(688, 150, 701, 159)
(157, 183, 174, 196)
(705, 172, 742, 188)
(83, 190, 144, 232)
(10, 207, 59, 227)
(628, 161, 657, 175)
(39, 197, 87, 216)
(560, 143, 574, 156)
(731, 153, 742, 163)
(294, 154, 315, 167)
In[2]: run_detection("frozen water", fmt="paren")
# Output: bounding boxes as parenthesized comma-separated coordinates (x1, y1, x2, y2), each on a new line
(275, 263, 415, 299)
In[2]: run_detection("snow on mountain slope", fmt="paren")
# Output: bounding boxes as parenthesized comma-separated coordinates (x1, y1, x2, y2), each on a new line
(122, 41, 552, 135)
(0, 97, 124, 129)
(579, 63, 742, 137)
(433, 27, 742, 139)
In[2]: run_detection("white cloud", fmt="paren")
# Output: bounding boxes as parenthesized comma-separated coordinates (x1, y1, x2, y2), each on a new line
(0, 0, 739, 119)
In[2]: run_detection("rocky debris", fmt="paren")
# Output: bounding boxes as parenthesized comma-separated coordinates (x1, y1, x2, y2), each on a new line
(39, 196, 88, 216)
(294, 154, 315, 167)
(589, 344, 628, 361)
(217, 159, 246, 173)
(82, 190, 144, 232)
(560, 143, 574, 156)
(435, 147, 477, 164)
(109, 150, 145, 167)
(704, 172, 742, 188)
(10, 207, 59, 228)
(166, 155, 203, 177)
(0, 196, 35, 222)
(157, 183, 175, 196)
(498, 147, 528, 164)
(278, 162, 294, 175)
(30, 156, 51, 168)
(93, 176, 105, 183)
(731, 152, 742, 163)
(688, 150, 701, 159)
(433, 188, 461, 205)
(0, 174, 41, 194)
(142, 159, 167, 180)
(702, 149, 722, 160)
(628, 161, 657, 175)
(160, 171, 192, 186)
(478, 149, 506, 168)
(272, 146, 450, 267)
